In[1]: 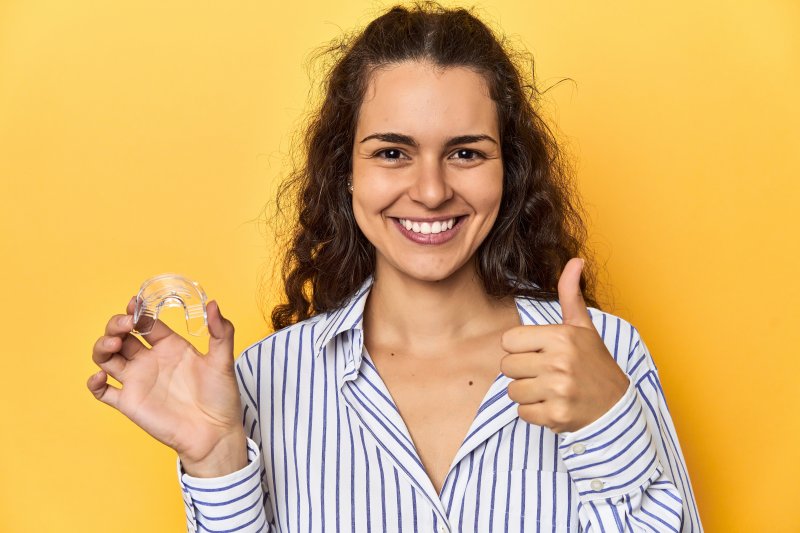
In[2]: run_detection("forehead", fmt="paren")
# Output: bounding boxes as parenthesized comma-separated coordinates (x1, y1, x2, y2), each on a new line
(356, 61, 498, 137)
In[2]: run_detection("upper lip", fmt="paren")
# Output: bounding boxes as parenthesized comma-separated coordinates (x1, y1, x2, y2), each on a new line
(390, 215, 465, 223)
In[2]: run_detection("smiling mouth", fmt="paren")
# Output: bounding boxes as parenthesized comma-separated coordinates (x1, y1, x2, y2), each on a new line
(389, 215, 468, 244)
(395, 216, 459, 234)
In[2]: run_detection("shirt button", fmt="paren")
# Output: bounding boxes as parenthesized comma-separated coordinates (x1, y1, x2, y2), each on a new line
(590, 479, 604, 491)
(438, 526, 448, 533)
(571, 443, 587, 455)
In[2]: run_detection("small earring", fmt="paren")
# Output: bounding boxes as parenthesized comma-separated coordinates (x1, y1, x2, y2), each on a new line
(347, 178, 353, 193)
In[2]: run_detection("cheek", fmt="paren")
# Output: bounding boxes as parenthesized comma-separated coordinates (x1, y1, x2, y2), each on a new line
(352, 183, 391, 224)
(351, 186, 393, 241)
(351, 164, 400, 212)
(467, 176, 504, 218)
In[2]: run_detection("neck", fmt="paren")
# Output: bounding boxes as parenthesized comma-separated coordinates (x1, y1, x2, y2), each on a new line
(363, 258, 516, 356)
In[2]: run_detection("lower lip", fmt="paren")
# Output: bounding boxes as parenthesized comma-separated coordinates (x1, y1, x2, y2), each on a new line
(391, 217, 466, 245)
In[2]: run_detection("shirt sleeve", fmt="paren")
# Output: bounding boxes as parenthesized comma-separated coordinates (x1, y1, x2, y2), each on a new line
(557, 325, 703, 532)
(176, 352, 276, 532)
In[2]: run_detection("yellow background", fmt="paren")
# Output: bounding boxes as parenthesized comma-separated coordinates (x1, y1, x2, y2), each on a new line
(1, 1, 798, 531)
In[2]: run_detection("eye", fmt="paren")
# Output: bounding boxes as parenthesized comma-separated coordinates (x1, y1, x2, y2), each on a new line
(373, 148, 408, 163)
(450, 149, 485, 161)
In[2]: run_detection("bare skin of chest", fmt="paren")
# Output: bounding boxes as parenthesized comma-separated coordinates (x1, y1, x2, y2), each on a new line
(366, 333, 511, 495)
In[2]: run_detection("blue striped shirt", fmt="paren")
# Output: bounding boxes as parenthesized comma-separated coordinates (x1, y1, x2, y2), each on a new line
(177, 277, 702, 532)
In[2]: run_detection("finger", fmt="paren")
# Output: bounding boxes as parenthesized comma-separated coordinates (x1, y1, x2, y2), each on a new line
(500, 352, 549, 379)
(126, 295, 136, 314)
(131, 303, 179, 346)
(557, 258, 593, 328)
(517, 401, 549, 427)
(118, 332, 148, 360)
(92, 336, 128, 376)
(87, 369, 121, 409)
(102, 296, 139, 339)
(111, 295, 149, 359)
(206, 300, 235, 370)
(501, 324, 564, 354)
(126, 293, 180, 346)
(105, 313, 135, 337)
(105, 313, 154, 355)
(96, 354, 128, 382)
(506, 378, 547, 404)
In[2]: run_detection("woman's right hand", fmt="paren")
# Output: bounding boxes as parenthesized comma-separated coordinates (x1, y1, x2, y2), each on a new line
(87, 296, 248, 477)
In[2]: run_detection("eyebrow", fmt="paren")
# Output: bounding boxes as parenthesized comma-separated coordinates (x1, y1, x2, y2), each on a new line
(359, 132, 498, 148)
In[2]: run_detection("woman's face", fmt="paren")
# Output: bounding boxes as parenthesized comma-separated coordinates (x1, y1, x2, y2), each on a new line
(351, 60, 503, 283)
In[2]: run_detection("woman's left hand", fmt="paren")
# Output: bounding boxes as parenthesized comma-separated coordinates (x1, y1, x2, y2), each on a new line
(500, 258, 630, 434)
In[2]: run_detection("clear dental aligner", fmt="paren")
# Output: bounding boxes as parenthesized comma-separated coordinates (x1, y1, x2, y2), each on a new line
(132, 273, 208, 337)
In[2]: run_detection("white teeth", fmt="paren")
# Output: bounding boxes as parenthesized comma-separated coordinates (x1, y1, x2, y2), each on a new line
(398, 217, 458, 234)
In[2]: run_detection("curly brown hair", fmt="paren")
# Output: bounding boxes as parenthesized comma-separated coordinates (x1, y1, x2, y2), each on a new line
(267, 1, 601, 331)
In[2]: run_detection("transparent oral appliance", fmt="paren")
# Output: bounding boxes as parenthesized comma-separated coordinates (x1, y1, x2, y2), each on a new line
(132, 273, 208, 337)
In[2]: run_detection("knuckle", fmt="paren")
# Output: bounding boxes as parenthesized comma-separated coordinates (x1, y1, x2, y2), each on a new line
(92, 340, 106, 362)
(549, 357, 568, 374)
(551, 404, 571, 426)
(550, 380, 565, 397)
(557, 327, 578, 345)
(87, 379, 102, 399)
(557, 351, 578, 372)
(555, 379, 576, 398)
(549, 358, 572, 377)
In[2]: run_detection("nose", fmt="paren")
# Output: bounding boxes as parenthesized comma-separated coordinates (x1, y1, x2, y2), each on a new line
(407, 158, 453, 209)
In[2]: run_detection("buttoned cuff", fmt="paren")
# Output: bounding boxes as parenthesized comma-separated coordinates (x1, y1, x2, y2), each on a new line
(177, 437, 265, 531)
(557, 377, 661, 501)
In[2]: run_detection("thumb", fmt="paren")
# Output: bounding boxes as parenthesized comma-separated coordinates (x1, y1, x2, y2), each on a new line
(206, 300, 235, 366)
(557, 258, 593, 328)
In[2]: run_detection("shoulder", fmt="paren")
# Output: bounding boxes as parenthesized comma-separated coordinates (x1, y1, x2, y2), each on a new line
(585, 306, 661, 381)
(585, 306, 648, 369)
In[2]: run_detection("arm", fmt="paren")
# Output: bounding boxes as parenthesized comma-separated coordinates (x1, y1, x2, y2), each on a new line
(557, 327, 703, 532)
(177, 353, 276, 532)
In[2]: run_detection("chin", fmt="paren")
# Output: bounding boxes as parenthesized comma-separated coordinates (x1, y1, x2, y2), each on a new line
(403, 270, 452, 283)
(386, 255, 467, 283)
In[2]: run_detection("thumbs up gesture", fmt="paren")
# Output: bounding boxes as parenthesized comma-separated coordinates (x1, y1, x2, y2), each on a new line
(500, 258, 630, 433)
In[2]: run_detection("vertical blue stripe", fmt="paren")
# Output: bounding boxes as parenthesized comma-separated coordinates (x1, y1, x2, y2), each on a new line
(293, 325, 304, 531)
(394, 467, 403, 533)
(358, 427, 372, 533)
(305, 323, 316, 530)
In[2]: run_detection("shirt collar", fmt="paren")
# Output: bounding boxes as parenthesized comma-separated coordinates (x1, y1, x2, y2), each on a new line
(313, 276, 374, 357)
(312, 276, 565, 359)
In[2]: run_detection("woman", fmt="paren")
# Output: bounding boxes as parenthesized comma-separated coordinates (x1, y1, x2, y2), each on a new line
(88, 3, 702, 532)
